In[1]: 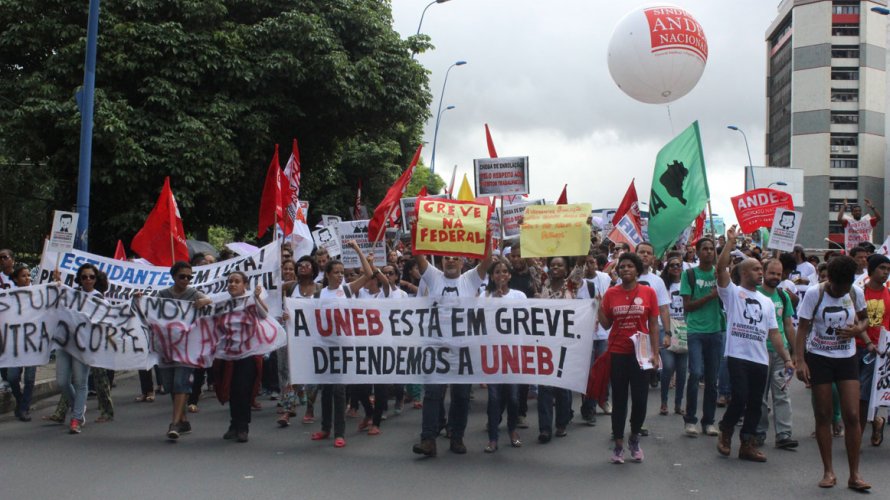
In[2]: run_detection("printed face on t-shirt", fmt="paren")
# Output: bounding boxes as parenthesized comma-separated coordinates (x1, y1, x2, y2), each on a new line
(742, 298, 763, 325)
(867, 298, 886, 328)
(822, 306, 850, 335)
(670, 290, 683, 316)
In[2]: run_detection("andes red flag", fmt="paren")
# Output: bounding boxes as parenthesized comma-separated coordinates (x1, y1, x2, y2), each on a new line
(647, 121, 710, 256)
(131, 177, 189, 266)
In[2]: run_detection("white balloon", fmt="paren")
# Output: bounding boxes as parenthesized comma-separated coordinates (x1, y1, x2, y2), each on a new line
(607, 4, 708, 104)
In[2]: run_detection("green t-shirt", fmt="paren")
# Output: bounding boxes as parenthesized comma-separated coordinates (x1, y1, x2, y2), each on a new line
(757, 286, 793, 352)
(679, 266, 723, 334)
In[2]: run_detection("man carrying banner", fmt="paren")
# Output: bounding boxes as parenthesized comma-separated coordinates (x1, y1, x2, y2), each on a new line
(858, 254, 890, 447)
(714, 226, 793, 462)
(837, 198, 882, 252)
(141, 261, 213, 441)
(412, 250, 493, 457)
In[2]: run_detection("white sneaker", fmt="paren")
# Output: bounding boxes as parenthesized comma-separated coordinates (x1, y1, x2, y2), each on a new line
(684, 423, 700, 437)
(705, 424, 719, 436)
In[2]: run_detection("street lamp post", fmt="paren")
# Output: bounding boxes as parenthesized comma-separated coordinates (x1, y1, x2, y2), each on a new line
(767, 181, 788, 189)
(430, 61, 466, 175)
(417, 0, 452, 36)
(75, 0, 101, 251)
(727, 125, 755, 189)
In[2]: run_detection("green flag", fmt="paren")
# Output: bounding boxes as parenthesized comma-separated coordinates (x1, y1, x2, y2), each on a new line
(758, 227, 770, 248)
(648, 121, 710, 256)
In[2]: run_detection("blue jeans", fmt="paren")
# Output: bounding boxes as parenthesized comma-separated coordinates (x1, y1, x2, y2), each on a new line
(684, 332, 723, 426)
(660, 349, 687, 408)
(487, 384, 519, 442)
(421, 384, 470, 440)
(7, 366, 37, 414)
(55, 350, 89, 422)
(537, 385, 573, 434)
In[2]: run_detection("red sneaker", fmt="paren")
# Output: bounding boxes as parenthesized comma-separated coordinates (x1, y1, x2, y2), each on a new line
(311, 431, 330, 440)
(69, 418, 82, 434)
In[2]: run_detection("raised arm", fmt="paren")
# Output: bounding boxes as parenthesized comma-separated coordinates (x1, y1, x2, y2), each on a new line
(865, 198, 882, 224)
(836, 198, 847, 223)
(715, 225, 737, 288)
(346, 240, 373, 295)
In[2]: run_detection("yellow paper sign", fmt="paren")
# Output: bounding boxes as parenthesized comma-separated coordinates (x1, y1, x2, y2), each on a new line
(519, 203, 592, 258)
(413, 198, 491, 258)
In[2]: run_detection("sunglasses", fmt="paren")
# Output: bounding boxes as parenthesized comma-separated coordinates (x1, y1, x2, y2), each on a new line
(297, 262, 313, 268)
(177, 274, 193, 281)
(383, 271, 396, 276)
(80, 274, 97, 280)
(0, 255, 9, 260)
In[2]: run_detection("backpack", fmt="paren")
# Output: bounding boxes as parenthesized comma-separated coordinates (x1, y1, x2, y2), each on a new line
(314, 284, 352, 299)
(809, 282, 856, 319)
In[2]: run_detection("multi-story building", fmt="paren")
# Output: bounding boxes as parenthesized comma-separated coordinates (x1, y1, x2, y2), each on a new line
(765, 0, 887, 248)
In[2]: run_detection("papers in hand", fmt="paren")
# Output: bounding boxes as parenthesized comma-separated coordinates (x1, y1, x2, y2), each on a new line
(631, 332, 654, 370)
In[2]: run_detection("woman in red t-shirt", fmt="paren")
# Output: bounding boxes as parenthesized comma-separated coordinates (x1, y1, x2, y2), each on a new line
(598, 252, 660, 464)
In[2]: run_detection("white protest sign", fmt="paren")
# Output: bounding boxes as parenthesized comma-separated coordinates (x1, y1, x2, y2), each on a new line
(337, 220, 386, 267)
(767, 208, 803, 252)
(400, 194, 449, 232)
(869, 328, 890, 420)
(499, 199, 545, 239)
(312, 226, 342, 258)
(285, 296, 595, 392)
(140, 294, 286, 367)
(474, 156, 530, 197)
(39, 241, 282, 316)
(321, 214, 342, 227)
(0, 284, 156, 370)
(48, 211, 79, 253)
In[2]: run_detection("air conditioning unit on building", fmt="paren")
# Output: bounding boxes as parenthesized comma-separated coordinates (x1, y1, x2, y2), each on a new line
(831, 146, 839, 152)
(843, 146, 851, 152)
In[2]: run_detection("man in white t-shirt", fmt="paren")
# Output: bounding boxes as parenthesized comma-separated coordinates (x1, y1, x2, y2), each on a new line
(714, 225, 792, 463)
(850, 247, 869, 289)
(412, 252, 492, 457)
(838, 198, 882, 252)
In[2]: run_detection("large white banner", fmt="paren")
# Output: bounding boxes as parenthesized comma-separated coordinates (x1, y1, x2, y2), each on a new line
(0, 284, 155, 369)
(869, 328, 890, 421)
(0, 284, 286, 369)
(285, 297, 596, 392)
(38, 241, 282, 316)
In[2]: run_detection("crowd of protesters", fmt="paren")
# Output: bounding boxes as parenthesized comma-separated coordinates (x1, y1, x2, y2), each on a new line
(1, 206, 889, 491)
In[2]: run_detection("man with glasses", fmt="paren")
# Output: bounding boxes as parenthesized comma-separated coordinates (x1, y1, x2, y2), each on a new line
(412, 251, 493, 457)
(153, 261, 212, 441)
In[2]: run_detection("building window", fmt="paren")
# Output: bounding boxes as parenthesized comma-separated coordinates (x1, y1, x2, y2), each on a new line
(832, 24, 859, 36)
(831, 68, 859, 80)
(831, 46, 859, 58)
(830, 176, 858, 190)
(829, 198, 852, 212)
(830, 157, 858, 168)
(831, 88, 858, 102)
(830, 134, 857, 146)
(831, 111, 859, 124)
(829, 221, 845, 235)
(832, 4, 859, 15)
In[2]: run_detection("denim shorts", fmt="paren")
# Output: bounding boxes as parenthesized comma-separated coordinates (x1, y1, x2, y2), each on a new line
(159, 366, 194, 394)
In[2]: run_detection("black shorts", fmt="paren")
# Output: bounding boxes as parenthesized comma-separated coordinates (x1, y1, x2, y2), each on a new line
(805, 351, 859, 386)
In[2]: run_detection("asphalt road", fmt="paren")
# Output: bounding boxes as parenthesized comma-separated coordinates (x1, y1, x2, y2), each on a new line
(1, 375, 888, 500)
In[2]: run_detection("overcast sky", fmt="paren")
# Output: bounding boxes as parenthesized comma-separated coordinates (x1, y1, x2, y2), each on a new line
(391, 0, 785, 227)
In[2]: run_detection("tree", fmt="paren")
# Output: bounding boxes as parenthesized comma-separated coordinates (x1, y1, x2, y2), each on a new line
(0, 0, 431, 255)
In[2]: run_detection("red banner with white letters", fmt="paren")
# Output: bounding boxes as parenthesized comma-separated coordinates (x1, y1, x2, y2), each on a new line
(730, 188, 794, 233)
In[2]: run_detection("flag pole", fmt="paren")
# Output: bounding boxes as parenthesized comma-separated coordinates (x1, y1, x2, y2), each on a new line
(499, 195, 505, 253)
(170, 232, 175, 264)
(707, 200, 716, 237)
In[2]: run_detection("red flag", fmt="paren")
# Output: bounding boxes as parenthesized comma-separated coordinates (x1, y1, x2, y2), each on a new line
(131, 177, 189, 266)
(281, 138, 301, 234)
(485, 123, 498, 158)
(446, 166, 457, 197)
(691, 210, 707, 245)
(417, 186, 429, 197)
(556, 184, 568, 205)
(258, 145, 287, 239)
(354, 179, 363, 220)
(113, 240, 127, 261)
(368, 145, 422, 243)
(611, 179, 641, 228)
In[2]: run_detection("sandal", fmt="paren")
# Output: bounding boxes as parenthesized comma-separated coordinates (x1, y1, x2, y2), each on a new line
(277, 414, 290, 427)
(367, 425, 381, 436)
(818, 474, 837, 488)
(659, 404, 668, 416)
(334, 437, 346, 448)
(848, 478, 871, 491)
(832, 422, 845, 438)
(95, 415, 113, 424)
(187, 404, 199, 413)
(484, 441, 498, 453)
(311, 431, 330, 440)
(871, 416, 885, 446)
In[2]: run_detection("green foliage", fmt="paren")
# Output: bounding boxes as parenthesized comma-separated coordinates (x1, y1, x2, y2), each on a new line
(0, 0, 431, 254)
(207, 225, 235, 251)
(405, 162, 445, 197)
